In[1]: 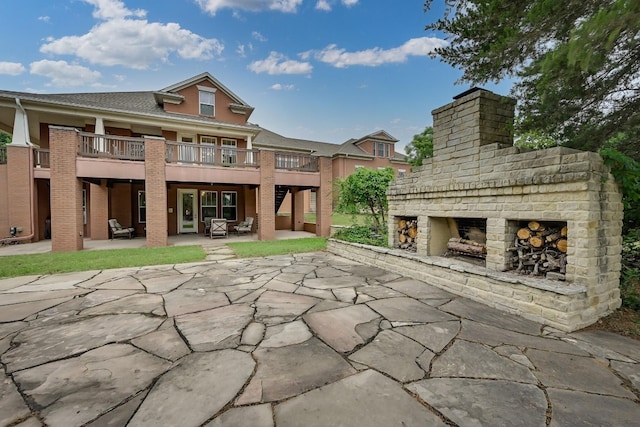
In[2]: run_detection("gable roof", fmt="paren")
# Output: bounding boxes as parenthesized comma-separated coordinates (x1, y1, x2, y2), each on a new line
(161, 72, 253, 115)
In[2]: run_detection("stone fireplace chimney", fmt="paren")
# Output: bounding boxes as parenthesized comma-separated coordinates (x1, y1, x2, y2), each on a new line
(381, 88, 624, 331)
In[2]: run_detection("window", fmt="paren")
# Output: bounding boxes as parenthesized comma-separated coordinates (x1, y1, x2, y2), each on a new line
(200, 136, 217, 164)
(398, 169, 406, 177)
(138, 191, 146, 223)
(221, 138, 237, 165)
(221, 191, 237, 221)
(199, 88, 216, 116)
(355, 165, 364, 170)
(82, 189, 87, 225)
(374, 142, 389, 158)
(200, 191, 217, 219)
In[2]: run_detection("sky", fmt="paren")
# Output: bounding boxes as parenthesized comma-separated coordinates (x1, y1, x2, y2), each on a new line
(0, 0, 512, 151)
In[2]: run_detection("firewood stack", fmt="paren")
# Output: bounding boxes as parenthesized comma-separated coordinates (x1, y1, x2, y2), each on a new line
(507, 221, 568, 280)
(396, 218, 418, 252)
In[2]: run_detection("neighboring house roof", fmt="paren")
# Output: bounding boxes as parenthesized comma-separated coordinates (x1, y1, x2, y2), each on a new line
(254, 126, 408, 162)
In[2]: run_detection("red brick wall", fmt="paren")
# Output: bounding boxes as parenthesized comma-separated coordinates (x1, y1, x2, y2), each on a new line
(144, 137, 168, 247)
(0, 164, 9, 238)
(90, 180, 109, 239)
(292, 189, 305, 231)
(6, 146, 33, 239)
(110, 183, 133, 227)
(258, 150, 275, 240)
(316, 156, 333, 237)
(49, 126, 83, 251)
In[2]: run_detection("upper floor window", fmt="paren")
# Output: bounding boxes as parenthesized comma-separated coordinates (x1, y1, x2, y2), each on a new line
(373, 142, 390, 158)
(221, 138, 237, 165)
(199, 86, 216, 116)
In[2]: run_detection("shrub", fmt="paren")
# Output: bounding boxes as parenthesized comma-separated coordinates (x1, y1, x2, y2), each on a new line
(621, 229, 640, 311)
(333, 225, 388, 247)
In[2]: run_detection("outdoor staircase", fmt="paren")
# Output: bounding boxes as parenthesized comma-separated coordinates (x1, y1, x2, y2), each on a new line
(275, 186, 289, 213)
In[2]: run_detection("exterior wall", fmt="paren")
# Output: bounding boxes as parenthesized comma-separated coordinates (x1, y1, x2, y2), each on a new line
(332, 156, 408, 182)
(7, 146, 33, 239)
(316, 156, 333, 237)
(110, 183, 133, 228)
(49, 127, 83, 251)
(0, 164, 8, 238)
(144, 136, 168, 247)
(258, 150, 276, 240)
(164, 81, 248, 125)
(90, 180, 109, 240)
(35, 180, 50, 240)
(386, 89, 623, 331)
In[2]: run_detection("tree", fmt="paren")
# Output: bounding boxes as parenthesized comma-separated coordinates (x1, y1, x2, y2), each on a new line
(335, 167, 395, 230)
(0, 131, 10, 146)
(425, 0, 640, 155)
(405, 126, 434, 166)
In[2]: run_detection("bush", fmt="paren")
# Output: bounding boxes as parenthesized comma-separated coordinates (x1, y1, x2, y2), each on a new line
(621, 229, 640, 311)
(332, 225, 388, 247)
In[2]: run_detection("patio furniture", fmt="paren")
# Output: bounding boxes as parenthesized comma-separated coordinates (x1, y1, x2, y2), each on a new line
(203, 217, 214, 236)
(210, 218, 228, 239)
(234, 216, 254, 235)
(108, 218, 135, 239)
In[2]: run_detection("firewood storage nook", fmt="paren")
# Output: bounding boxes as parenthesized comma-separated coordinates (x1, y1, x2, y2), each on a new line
(329, 88, 624, 332)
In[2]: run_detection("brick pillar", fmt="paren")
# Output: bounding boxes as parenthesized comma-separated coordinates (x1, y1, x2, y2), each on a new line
(90, 179, 109, 240)
(316, 156, 332, 237)
(291, 188, 305, 231)
(244, 185, 257, 231)
(258, 150, 275, 240)
(49, 126, 83, 252)
(6, 145, 33, 239)
(144, 136, 168, 247)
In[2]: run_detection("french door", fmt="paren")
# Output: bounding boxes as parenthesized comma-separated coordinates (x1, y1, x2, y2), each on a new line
(178, 189, 198, 233)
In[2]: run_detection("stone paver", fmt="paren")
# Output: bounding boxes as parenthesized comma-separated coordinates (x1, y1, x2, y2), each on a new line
(0, 251, 639, 426)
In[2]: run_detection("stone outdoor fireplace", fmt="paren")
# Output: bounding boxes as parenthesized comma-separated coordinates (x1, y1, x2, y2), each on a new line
(330, 88, 624, 332)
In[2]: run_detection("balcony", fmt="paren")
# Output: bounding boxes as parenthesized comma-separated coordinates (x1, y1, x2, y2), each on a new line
(34, 149, 50, 168)
(78, 133, 145, 161)
(165, 141, 259, 168)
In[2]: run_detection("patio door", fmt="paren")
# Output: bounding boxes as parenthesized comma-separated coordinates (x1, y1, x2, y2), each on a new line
(178, 189, 198, 233)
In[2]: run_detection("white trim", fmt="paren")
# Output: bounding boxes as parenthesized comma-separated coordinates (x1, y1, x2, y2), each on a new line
(196, 85, 217, 93)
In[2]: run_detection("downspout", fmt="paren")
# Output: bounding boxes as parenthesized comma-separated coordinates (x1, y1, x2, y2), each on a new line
(8, 98, 35, 242)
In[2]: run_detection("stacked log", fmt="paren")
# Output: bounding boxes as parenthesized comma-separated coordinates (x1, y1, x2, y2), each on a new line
(447, 237, 487, 258)
(396, 218, 418, 252)
(508, 221, 568, 280)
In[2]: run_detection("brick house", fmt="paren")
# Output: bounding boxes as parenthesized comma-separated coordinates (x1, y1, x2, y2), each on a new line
(0, 72, 406, 251)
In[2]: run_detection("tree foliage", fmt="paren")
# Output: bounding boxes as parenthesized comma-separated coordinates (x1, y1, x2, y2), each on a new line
(335, 167, 395, 230)
(0, 131, 10, 146)
(405, 126, 434, 166)
(425, 0, 640, 154)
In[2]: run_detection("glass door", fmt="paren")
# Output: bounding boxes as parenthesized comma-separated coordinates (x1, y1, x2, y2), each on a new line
(178, 189, 198, 233)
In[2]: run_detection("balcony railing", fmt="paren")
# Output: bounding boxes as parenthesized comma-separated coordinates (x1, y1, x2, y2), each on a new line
(275, 152, 319, 172)
(34, 149, 50, 168)
(78, 133, 145, 161)
(0, 147, 6, 165)
(165, 141, 259, 168)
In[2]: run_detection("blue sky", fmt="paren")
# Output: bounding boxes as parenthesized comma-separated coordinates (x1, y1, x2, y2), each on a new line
(0, 0, 512, 151)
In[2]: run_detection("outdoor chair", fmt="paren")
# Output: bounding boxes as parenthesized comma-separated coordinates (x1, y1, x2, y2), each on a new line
(234, 216, 254, 235)
(108, 218, 135, 239)
(203, 217, 214, 236)
(210, 218, 228, 239)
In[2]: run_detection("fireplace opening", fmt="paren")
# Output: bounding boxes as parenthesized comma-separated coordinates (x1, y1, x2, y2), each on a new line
(395, 216, 417, 252)
(507, 220, 568, 280)
(443, 217, 487, 264)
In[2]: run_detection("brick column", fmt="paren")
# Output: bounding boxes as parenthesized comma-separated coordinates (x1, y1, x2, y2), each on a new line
(89, 179, 109, 240)
(49, 126, 83, 252)
(144, 136, 168, 247)
(292, 188, 305, 231)
(6, 145, 33, 239)
(316, 156, 332, 237)
(258, 150, 275, 240)
(243, 185, 257, 231)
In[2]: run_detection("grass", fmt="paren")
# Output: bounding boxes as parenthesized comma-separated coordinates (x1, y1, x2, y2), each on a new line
(304, 212, 368, 226)
(0, 245, 206, 278)
(228, 237, 327, 258)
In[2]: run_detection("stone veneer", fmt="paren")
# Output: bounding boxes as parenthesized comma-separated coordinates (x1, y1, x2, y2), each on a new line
(331, 89, 624, 332)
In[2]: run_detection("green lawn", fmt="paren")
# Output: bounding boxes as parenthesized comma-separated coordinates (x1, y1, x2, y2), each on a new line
(228, 237, 327, 258)
(304, 212, 368, 226)
(0, 245, 206, 278)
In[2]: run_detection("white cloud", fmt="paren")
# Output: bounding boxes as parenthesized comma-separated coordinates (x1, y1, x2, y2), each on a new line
(82, 0, 146, 20)
(252, 31, 267, 42)
(342, 0, 358, 6)
(38, 16, 50, 22)
(195, 0, 303, 15)
(249, 52, 312, 75)
(30, 60, 101, 87)
(0, 62, 26, 76)
(270, 83, 295, 90)
(40, 0, 223, 70)
(314, 37, 448, 68)
(315, 0, 331, 11)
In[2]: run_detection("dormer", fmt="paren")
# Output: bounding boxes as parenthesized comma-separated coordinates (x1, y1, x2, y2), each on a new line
(155, 72, 255, 125)
(352, 130, 399, 158)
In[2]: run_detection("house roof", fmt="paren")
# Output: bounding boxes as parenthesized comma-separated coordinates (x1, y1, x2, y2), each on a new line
(0, 88, 260, 134)
(253, 127, 408, 162)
